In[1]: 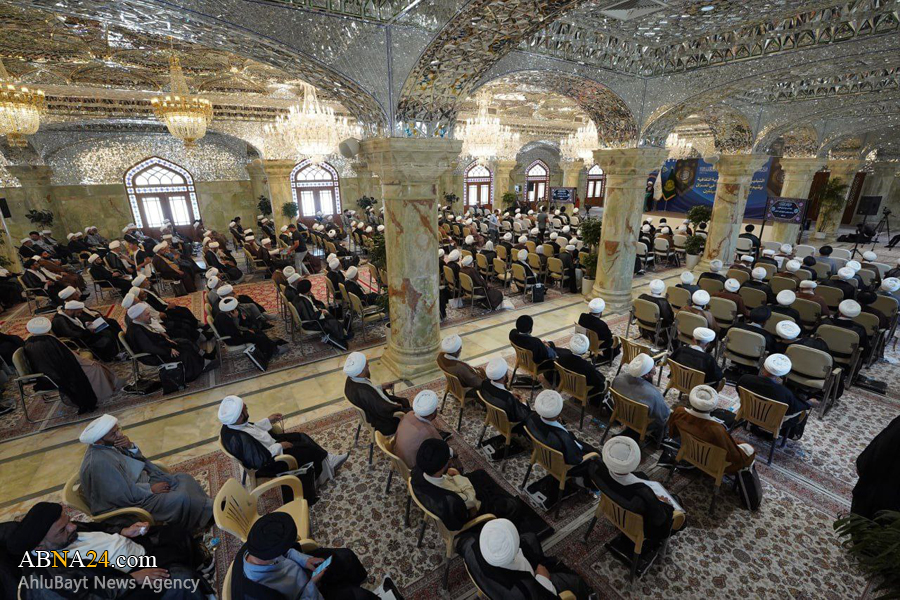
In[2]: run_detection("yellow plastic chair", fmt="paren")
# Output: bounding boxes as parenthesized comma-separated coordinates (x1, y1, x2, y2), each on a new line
(555, 362, 590, 429)
(666, 431, 729, 514)
(476, 390, 522, 472)
(510, 343, 540, 404)
(664, 359, 708, 401)
(736, 386, 807, 465)
(64, 473, 154, 524)
(601, 387, 651, 444)
(213, 476, 312, 543)
(520, 425, 600, 518)
(440, 369, 473, 432)
(374, 431, 414, 526)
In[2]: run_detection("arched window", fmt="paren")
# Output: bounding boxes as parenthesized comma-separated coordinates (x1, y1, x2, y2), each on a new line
(585, 164, 606, 206)
(290, 160, 341, 218)
(125, 157, 200, 235)
(525, 160, 549, 205)
(464, 162, 493, 208)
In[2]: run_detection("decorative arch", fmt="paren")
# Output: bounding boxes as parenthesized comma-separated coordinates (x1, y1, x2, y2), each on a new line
(463, 162, 493, 208)
(124, 157, 199, 231)
(525, 159, 550, 205)
(290, 160, 341, 218)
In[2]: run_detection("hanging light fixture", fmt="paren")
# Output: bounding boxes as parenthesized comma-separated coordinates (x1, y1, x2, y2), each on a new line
(0, 58, 45, 147)
(151, 54, 213, 147)
(457, 91, 518, 165)
(264, 83, 355, 164)
(560, 120, 598, 162)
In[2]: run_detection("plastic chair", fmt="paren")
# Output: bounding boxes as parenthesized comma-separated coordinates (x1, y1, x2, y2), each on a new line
(674, 310, 709, 347)
(738, 286, 767, 309)
(615, 336, 666, 376)
(546, 257, 569, 290)
(630, 300, 666, 348)
(459, 272, 488, 311)
(785, 345, 841, 417)
(374, 431, 414, 527)
(463, 559, 578, 600)
(510, 263, 535, 296)
(793, 298, 822, 332)
(349, 291, 385, 339)
(666, 431, 729, 514)
(664, 359, 706, 401)
(12, 347, 64, 424)
(721, 328, 766, 372)
(213, 476, 312, 543)
(492, 258, 511, 288)
(118, 331, 158, 383)
(439, 369, 473, 432)
(770, 276, 797, 294)
(601, 387, 651, 444)
(735, 386, 808, 465)
(64, 473, 154, 524)
(816, 285, 845, 312)
(666, 287, 691, 312)
(763, 312, 796, 337)
(521, 425, 600, 517)
(584, 494, 662, 582)
(816, 324, 861, 387)
(510, 343, 540, 404)
(698, 278, 724, 295)
(708, 297, 737, 329)
(726, 269, 750, 285)
(555, 362, 590, 429)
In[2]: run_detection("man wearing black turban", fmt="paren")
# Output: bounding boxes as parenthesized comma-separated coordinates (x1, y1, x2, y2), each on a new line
(7, 501, 210, 599)
(287, 276, 350, 351)
(231, 512, 388, 599)
(730, 306, 777, 354)
(509, 315, 568, 386)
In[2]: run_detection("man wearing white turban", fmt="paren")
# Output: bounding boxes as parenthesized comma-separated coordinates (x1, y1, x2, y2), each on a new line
(78, 415, 213, 531)
(460, 250, 505, 310)
(51, 296, 123, 362)
(125, 301, 213, 383)
(744, 266, 776, 304)
(737, 354, 812, 442)
(576, 298, 619, 363)
(713, 277, 751, 318)
(344, 264, 381, 305)
(698, 259, 726, 284)
(668, 385, 756, 474)
(462, 518, 592, 599)
(218, 396, 345, 499)
(343, 352, 411, 437)
(828, 267, 859, 301)
(826, 299, 873, 370)
(437, 335, 486, 408)
(214, 295, 283, 372)
(513, 248, 538, 289)
(669, 327, 724, 388)
(684, 289, 719, 334)
(479, 357, 531, 431)
(676, 271, 699, 295)
(638, 279, 675, 331)
(555, 333, 608, 419)
(611, 354, 670, 440)
(394, 390, 452, 469)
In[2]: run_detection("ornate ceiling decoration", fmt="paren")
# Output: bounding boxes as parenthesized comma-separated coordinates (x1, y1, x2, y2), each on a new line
(779, 125, 821, 157)
(736, 65, 900, 104)
(396, 0, 584, 127)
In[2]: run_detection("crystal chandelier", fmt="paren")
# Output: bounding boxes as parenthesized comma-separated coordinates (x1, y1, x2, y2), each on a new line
(264, 83, 354, 164)
(151, 55, 213, 147)
(0, 58, 45, 147)
(457, 92, 518, 165)
(665, 132, 696, 159)
(560, 120, 597, 162)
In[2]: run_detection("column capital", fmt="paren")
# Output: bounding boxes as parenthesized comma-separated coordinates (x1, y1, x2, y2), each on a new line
(867, 162, 900, 179)
(6, 164, 52, 186)
(359, 137, 462, 185)
(493, 159, 518, 171)
(826, 158, 864, 179)
(712, 154, 769, 178)
(562, 159, 585, 172)
(780, 157, 825, 176)
(259, 158, 297, 178)
(246, 159, 267, 178)
(593, 147, 668, 177)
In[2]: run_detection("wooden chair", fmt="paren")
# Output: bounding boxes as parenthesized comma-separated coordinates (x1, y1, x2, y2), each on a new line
(510, 343, 540, 404)
(555, 362, 590, 429)
(64, 473, 154, 524)
(476, 391, 521, 472)
(736, 386, 808, 465)
(374, 431, 414, 526)
(214, 476, 313, 544)
(600, 388, 651, 444)
(407, 479, 495, 589)
(615, 335, 666, 376)
(584, 494, 663, 582)
(521, 425, 600, 518)
(218, 424, 298, 490)
(440, 369, 473, 432)
(666, 431, 729, 514)
(664, 359, 706, 401)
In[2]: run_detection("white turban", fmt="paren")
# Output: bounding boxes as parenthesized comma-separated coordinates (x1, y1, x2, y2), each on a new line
(863, 251, 877, 262)
(847, 260, 861, 272)
(838, 267, 855, 280)
(133, 274, 147, 286)
(328, 259, 341, 271)
(550, 233, 558, 240)
(219, 297, 239, 312)
(693, 327, 716, 344)
(641, 224, 651, 233)
(484, 241, 494, 251)
(530, 228, 539, 236)
(627, 353, 654, 378)
(413, 390, 439, 417)
(121, 293, 136, 309)
(58, 286, 77, 300)
(129, 287, 142, 298)
(346, 266, 359, 280)
(218, 395, 244, 425)
(438, 249, 445, 258)
(109, 241, 121, 250)
(566, 244, 576, 252)
(776, 320, 801, 340)
(503, 233, 512, 241)
(518, 236, 527, 244)
(365, 226, 373, 233)
(556, 237, 568, 247)
(288, 273, 302, 284)
(763, 249, 775, 257)
(689, 385, 718, 411)
(741, 255, 754, 263)
(261, 238, 272, 246)
(562, 226, 570, 234)
(649, 279, 665, 296)
(67, 233, 75, 240)
(441, 334, 462, 354)
(153, 242, 168, 252)
(485, 357, 508, 381)
(219, 284, 234, 296)
(535, 390, 563, 419)
(377, 225, 385, 232)
(465, 235, 474, 244)
(517, 249, 528, 261)
(882, 278, 900, 292)
(343, 352, 367, 377)
(692, 290, 710, 306)
(589, 298, 605, 314)
(799, 280, 817, 290)
(461, 255, 473, 266)
(209, 242, 220, 249)
(206, 268, 219, 278)
(245, 235, 255, 241)
(780, 244, 793, 254)
(570, 333, 590, 355)
(283, 266, 296, 277)
(26, 316, 51, 335)
(786, 260, 801, 273)
(80, 414, 118, 444)
(839, 299, 861, 318)
(710, 260, 723, 272)
(127, 302, 148, 319)
(207, 277, 220, 289)
(764, 353, 792, 377)
(776, 290, 796, 306)
(724, 278, 740, 293)
(88, 253, 100, 263)
(280, 225, 289, 233)
(162, 234, 173, 241)
(64, 300, 84, 310)
(752, 267, 767, 280)
(448, 250, 461, 262)
(602, 436, 641, 474)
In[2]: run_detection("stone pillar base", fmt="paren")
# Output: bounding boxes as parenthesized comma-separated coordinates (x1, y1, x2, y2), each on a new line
(380, 340, 441, 379)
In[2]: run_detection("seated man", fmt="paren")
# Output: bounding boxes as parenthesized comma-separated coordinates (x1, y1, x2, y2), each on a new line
(797, 279, 831, 318)
(215, 297, 283, 369)
(826, 267, 859, 300)
(611, 354, 670, 440)
(591, 436, 686, 548)
(739, 225, 761, 251)
(825, 299, 871, 371)
(670, 327, 724, 389)
(668, 385, 755, 474)
(513, 249, 538, 289)
(731, 305, 777, 353)
(52, 298, 122, 362)
(130, 274, 204, 343)
(777, 259, 803, 283)
(771, 289, 801, 323)
(344, 265, 380, 305)
(737, 354, 812, 438)
(509, 315, 566, 384)
(676, 272, 699, 295)
(395, 390, 451, 468)
(343, 351, 411, 435)
(152, 241, 197, 294)
(773, 319, 829, 355)
(743, 267, 776, 304)
(859, 290, 890, 330)
(755, 248, 778, 267)
(289, 275, 349, 350)
(577, 298, 620, 362)
(218, 395, 346, 497)
(87, 253, 133, 295)
(556, 333, 608, 407)
(714, 277, 750, 318)
(698, 259, 727, 284)
(231, 512, 386, 600)
(437, 334, 485, 400)
(126, 302, 213, 382)
(479, 357, 531, 427)
(525, 390, 600, 491)
(460, 254, 505, 310)
(684, 289, 719, 334)
(79, 415, 213, 531)
(10, 502, 211, 600)
(638, 279, 675, 330)
(460, 518, 593, 600)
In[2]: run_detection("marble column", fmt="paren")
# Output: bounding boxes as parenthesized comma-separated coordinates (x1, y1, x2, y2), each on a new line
(562, 159, 584, 189)
(769, 157, 824, 244)
(590, 147, 668, 313)
(359, 137, 462, 378)
(815, 159, 863, 235)
(698, 154, 769, 271)
(860, 163, 899, 220)
(353, 160, 378, 202)
(6, 165, 71, 237)
(493, 159, 517, 204)
(260, 159, 296, 233)
(246, 160, 269, 219)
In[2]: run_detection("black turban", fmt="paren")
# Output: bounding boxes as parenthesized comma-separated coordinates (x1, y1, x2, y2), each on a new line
(745, 225, 755, 232)
(11, 502, 62, 554)
(515, 315, 533, 334)
(247, 512, 296, 560)
(417, 438, 451, 476)
(749, 306, 772, 324)
(298, 279, 312, 294)
(820, 245, 833, 256)
(802, 256, 816, 267)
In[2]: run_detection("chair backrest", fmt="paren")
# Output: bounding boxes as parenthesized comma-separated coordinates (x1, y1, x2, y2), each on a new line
(117, 331, 141, 359)
(673, 234, 687, 249)
(852, 312, 879, 337)
(770, 276, 797, 294)
(442, 369, 469, 401)
(635, 241, 649, 257)
(542, 243, 555, 257)
(12, 347, 32, 377)
(524, 425, 572, 481)
(338, 282, 351, 306)
(633, 299, 660, 330)
(738, 286, 767, 309)
(708, 296, 737, 327)
(816, 285, 845, 311)
(477, 391, 516, 439)
(724, 328, 766, 366)
(763, 312, 795, 336)
(512, 343, 538, 377)
(675, 431, 728, 485)
(324, 276, 337, 304)
(598, 493, 646, 555)
(511, 263, 527, 284)
(547, 257, 563, 275)
(63, 473, 93, 516)
(736, 386, 789, 437)
(793, 297, 822, 329)
(735, 238, 753, 253)
(527, 252, 542, 271)
(349, 291, 368, 317)
(375, 430, 411, 481)
(460, 249, 473, 260)
(795, 244, 815, 258)
(666, 286, 691, 311)
(653, 238, 670, 252)
(871, 262, 890, 277)
(578, 251, 590, 265)
(618, 336, 656, 364)
(443, 266, 456, 290)
(815, 324, 858, 364)
(832, 257, 849, 270)
(213, 478, 259, 541)
(759, 263, 777, 281)
(222, 563, 234, 600)
(608, 387, 650, 440)
(556, 363, 588, 402)
(525, 241, 536, 253)
(496, 245, 508, 261)
(762, 241, 781, 252)
(476, 253, 489, 271)
(674, 310, 709, 344)
(726, 269, 750, 285)
(796, 268, 813, 281)
(699, 278, 724, 295)
(857, 268, 877, 287)
(832, 248, 852, 259)
(459, 271, 476, 295)
(493, 258, 507, 278)
(872, 295, 899, 321)
(812, 262, 832, 280)
(785, 344, 832, 382)
(667, 359, 705, 395)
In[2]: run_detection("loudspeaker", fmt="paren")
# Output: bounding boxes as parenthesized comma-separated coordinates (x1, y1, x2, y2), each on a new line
(0, 198, 10, 219)
(339, 138, 360, 159)
(857, 195, 882, 216)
